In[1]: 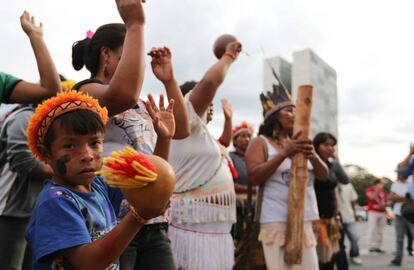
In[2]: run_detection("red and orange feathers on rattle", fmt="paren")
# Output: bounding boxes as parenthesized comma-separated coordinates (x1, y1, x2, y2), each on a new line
(101, 147, 176, 219)
(98, 147, 158, 188)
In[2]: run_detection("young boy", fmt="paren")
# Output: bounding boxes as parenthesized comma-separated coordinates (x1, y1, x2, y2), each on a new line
(25, 91, 152, 269)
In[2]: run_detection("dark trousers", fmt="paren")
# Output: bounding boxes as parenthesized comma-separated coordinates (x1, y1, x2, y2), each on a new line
(319, 260, 334, 270)
(120, 223, 175, 270)
(392, 215, 414, 264)
(0, 216, 32, 270)
(319, 225, 348, 270)
(334, 227, 349, 270)
(406, 220, 413, 252)
(232, 198, 256, 244)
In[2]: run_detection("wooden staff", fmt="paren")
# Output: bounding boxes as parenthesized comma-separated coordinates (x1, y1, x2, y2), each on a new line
(284, 85, 313, 265)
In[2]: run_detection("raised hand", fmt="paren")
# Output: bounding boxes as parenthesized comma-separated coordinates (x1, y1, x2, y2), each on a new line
(148, 47, 174, 84)
(225, 40, 242, 60)
(221, 98, 232, 120)
(116, 0, 146, 26)
(145, 94, 175, 139)
(20, 11, 43, 38)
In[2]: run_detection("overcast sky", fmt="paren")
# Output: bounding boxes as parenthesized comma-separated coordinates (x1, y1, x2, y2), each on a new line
(2, 0, 414, 179)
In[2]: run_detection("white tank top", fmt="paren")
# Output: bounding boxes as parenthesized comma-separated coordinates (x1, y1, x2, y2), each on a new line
(260, 137, 319, 223)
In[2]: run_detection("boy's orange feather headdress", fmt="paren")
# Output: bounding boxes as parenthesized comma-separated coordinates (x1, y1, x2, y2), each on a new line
(27, 90, 108, 160)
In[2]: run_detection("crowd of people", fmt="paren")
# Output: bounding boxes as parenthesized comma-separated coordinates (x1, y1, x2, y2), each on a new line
(1, 1, 414, 270)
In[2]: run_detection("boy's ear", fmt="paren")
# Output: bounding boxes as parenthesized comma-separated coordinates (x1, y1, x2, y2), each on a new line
(37, 144, 51, 164)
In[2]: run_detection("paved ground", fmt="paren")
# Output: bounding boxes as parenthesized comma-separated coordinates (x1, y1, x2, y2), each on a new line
(348, 221, 414, 269)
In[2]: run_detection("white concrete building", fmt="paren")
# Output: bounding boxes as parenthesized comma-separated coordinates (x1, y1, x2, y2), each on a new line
(292, 49, 337, 138)
(263, 49, 338, 138)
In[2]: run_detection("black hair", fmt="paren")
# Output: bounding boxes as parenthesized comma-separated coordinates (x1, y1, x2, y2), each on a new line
(72, 23, 126, 77)
(179, 81, 198, 96)
(258, 112, 281, 139)
(43, 109, 105, 151)
(313, 132, 337, 156)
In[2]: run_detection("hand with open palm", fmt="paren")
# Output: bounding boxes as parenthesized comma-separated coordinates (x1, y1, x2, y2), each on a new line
(20, 11, 43, 39)
(221, 98, 232, 120)
(145, 94, 175, 139)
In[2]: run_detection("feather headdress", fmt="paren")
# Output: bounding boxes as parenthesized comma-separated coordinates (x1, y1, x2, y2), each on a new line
(27, 90, 108, 160)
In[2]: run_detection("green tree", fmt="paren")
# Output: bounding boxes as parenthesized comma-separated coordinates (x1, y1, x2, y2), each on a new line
(344, 165, 392, 206)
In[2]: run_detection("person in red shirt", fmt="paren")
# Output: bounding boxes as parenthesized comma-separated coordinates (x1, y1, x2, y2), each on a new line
(365, 178, 388, 253)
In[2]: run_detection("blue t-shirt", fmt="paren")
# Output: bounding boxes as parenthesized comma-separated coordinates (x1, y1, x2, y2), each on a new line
(25, 176, 123, 269)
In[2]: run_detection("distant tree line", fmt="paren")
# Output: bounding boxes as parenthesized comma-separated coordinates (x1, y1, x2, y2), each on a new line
(343, 164, 392, 206)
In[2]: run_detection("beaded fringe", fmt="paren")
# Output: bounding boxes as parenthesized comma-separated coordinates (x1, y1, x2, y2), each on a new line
(171, 190, 236, 224)
(169, 224, 234, 270)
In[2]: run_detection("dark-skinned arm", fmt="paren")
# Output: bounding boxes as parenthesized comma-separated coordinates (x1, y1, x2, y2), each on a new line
(310, 155, 329, 180)
(247, 134, 328, 185)
(153, 137, 171, 161)
(164, 79, 190, 139)
(245, 137, 287, 186)
(9, 11, 61, 103)
(148, 47, 190, 139)
(389, 192, 409, 203)
(218, 98, 232, 147)
(189, 42, 241, 118)
(79, 0, 146, 116)
(62, 212, 145, 270)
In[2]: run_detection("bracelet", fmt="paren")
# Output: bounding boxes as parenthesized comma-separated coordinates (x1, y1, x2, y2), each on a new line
(129, 205, 149, 225)
(223, 51, 236, 60)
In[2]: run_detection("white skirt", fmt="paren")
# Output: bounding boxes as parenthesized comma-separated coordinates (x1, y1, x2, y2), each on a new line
(259, 221, 318, 270)
(169, 222, 234, 270)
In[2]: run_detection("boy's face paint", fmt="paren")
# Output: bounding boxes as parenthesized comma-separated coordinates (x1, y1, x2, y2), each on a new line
(56, 155, 71, 175)
(46, 124, 104, 192)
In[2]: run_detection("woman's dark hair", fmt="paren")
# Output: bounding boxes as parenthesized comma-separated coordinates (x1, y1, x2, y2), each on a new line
(258, 112, 281, 139)
(72, 23, 126, 77)
(43, 109, 105, 151)
(179, 81, 198, 97)
(313, 132, 337, 156)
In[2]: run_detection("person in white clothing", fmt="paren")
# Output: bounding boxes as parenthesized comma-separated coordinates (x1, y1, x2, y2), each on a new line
(336, 183, 363, 265)
(168, 40, 242, 270)
(389, 172, 414, 266)
(245, 84, 329, 269)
